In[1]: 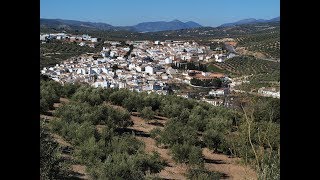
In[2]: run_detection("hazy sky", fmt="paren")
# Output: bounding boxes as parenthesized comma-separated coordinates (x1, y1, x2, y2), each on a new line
(40, 0, 280, 27)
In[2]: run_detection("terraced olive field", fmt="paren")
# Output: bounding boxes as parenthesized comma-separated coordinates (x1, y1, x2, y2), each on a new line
(40, 40, 103, 69)
(236, 32, 280, 59)
(214, 56, 280, 76)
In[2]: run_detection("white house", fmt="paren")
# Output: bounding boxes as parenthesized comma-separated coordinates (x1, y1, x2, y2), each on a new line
(123, 47, 130, 51)
(91, 38, 98, 42)
(227, 53, 237, 59)
(128, 64, 136, 70)
(110, 51, 118, 57)
(145, 66, 154, 75)
(209, 88, 229, 97)
(166, 67, 177, 75)
(215, 54, 227, 62)
(76, 68, 85, 75)
(40, 34, 49, 41)
(203, 99, 224, 106)
(136, 66, 142, 72)
(79, 42, 86, 46)
(82, 34, 91, 41)
(165, 58, 172, 64)
(161, 75, 168, 80)
(119, 82, 127, 89)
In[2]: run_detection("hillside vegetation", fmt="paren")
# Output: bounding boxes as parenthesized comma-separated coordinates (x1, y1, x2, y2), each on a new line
(41, 21, 280, 41)
(236, 31, 280, 59)
(40, 77, 280, 179)
(214, 56, 280, 76)
(40, 40, 103, 68)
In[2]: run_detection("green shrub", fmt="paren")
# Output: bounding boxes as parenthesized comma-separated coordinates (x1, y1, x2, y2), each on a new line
(171, 143, 203, 165)
(140, 106, 155, 120)
(187, 167, 221, 180)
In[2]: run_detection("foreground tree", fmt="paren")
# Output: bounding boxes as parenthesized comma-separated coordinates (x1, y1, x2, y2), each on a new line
(40, 122, 65, 179)
(140, 106, 155, 121)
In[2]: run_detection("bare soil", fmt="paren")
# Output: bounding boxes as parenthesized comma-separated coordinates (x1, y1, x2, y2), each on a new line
(70, 164, 90, 180)
(203, 148, 257, 180)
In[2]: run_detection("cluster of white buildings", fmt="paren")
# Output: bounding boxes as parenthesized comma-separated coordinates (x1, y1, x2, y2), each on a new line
(40, 33, 98, 47)
(214, 53, 237, 62)
(41, 38, 236, 103)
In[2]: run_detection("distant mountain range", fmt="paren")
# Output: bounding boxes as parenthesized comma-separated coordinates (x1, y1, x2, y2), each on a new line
(40, 18, 203, 32)
(132, 20, 202, 32)
(40, 19, 115, 31)
(40, 17, 280, 33)
(219, 16, 280, 27)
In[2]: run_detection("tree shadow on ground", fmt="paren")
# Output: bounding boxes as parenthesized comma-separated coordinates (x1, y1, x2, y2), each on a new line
(204, 158, 226, 164)
(116, 128, 150, 137)
(148, 121, 165, 127)
(219, 173, 230, 179)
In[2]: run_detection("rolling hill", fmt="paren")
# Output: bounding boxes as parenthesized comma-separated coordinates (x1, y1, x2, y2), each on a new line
(219, 16, 280, 27)
(132, 19, 203, 32)
(40, 18, 203, 32)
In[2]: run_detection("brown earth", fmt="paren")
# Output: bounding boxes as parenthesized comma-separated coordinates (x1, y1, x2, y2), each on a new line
(70, 165, 90, 180)
(203, 148, 257, 180)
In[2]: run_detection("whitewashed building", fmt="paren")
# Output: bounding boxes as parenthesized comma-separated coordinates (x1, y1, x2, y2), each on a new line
(145, 66, 154, 75)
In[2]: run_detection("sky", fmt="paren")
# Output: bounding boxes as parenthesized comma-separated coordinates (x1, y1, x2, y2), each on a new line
(40, 0, 280, 27)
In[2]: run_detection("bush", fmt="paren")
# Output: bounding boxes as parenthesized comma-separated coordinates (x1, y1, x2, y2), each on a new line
(74, 136, 104, 165)
(171, 143, 203, 165)
(61, 83, 81, 98)
(140, 106, 155, 120)
(187, 167, 221, 180)
(258, 152, 280, 180)
(203, 129, 223, 151)
(40, 79, 62, 112)
(107, 135, 144, 155)
(109, 89, 130, 106)
(40, 122, 65, 179)
(72, 86, 106, 106)
(87, 151, 165, 180)
(160, 121, 198, 146)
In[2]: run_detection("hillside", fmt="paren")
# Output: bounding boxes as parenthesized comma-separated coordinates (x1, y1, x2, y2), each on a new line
(40, 18, 203, 33)
(236, 30, 280, 59)
(141, 21, 280, 41)
(40, 40, 103, 69)
(132, 20, 203, 32)
(40, 18, 116, 31)
(220, 16, 280, 27)
(40, 77, 280, 179)
(40, 19, 279, 43)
